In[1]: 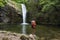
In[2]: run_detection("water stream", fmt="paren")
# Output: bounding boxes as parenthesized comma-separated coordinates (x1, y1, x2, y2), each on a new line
(21, 4, 28, 34)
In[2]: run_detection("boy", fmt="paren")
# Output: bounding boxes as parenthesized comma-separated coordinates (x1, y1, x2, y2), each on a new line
(31, 20, 36, 34)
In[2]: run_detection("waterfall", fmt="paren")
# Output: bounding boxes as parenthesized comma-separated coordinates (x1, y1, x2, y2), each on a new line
(21, 4, 28, 34)
(21, 4, 27, 23)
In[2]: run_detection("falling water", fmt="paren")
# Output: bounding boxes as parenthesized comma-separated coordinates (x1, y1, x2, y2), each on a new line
(21, 4, 27, 23)
(21, 4, 28, 34)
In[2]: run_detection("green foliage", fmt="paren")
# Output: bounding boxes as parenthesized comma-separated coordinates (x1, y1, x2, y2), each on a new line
(39, 0, 58, 12)
(12, 0, 28, 4)
(0, 0, 6, 7)
(0, 0, 4, 7)
(0, 0, 60, 25)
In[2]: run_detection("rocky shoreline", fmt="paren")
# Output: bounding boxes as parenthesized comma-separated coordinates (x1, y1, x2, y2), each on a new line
(0, 31, 39, 40)
(0, 31, 60, 40)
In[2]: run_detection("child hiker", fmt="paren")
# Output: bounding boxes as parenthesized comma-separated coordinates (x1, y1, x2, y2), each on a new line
(31, 19, 36, 34)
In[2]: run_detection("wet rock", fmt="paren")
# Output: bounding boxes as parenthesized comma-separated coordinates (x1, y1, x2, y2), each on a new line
(2, 37, 9, 40)
(20, 35, 29, 40)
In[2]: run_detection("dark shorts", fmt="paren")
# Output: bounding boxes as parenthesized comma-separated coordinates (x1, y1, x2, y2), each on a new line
(31, 25, 36, 29)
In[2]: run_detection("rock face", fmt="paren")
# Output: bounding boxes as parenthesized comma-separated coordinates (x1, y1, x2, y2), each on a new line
(0, 31, 39, 40)
(0, 5, 22, 23)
